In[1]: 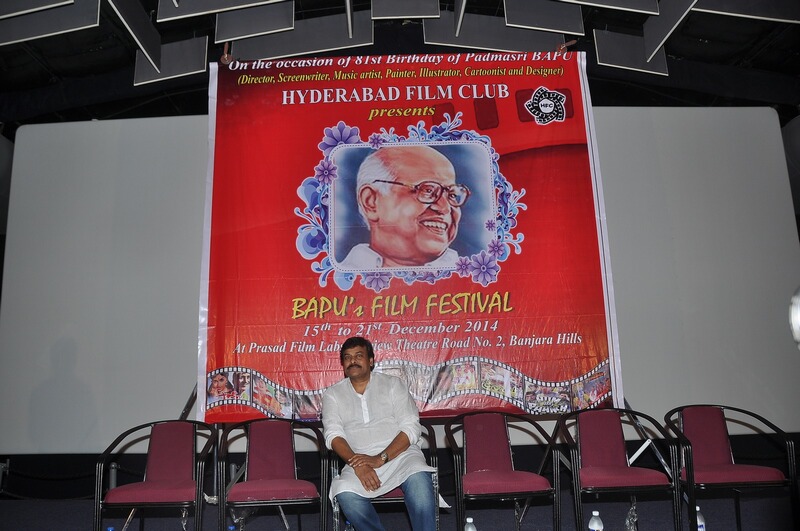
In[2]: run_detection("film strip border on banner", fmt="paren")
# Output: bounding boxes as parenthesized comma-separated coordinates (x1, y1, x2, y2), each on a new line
(206, 358, 611, 419)
(377, 356, 611, 414)
(206, 366, 324, 420)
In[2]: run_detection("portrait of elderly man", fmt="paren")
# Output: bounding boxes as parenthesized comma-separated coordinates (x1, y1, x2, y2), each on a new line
(337, 145, 471, 269)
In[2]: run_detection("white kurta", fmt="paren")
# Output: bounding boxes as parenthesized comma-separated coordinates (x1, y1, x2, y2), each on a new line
(322, 372, 435, 501)
(337, 243, 458, 270)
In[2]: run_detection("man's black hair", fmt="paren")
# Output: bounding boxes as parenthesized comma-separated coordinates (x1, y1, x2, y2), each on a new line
(339, 336, 375, 364)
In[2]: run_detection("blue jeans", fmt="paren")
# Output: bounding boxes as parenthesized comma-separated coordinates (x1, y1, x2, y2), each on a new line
(336, 471, 436, 531)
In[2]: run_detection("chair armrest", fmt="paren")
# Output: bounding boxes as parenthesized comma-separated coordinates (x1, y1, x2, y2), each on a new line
(443, 417, 464, 476)
(419, 420, 439, 470)
(554, 410, 581, 473)
(96, 421, 156, 469)
(502, 413, 560, 475)
(294, 422, 329, 496)
(95, 420, 159, 495)
(197, 423, 217, 462)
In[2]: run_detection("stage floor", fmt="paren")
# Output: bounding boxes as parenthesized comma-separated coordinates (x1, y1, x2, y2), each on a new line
(1, 491, 793, 530)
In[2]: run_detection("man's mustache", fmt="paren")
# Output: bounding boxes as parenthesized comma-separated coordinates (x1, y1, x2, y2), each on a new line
(347, 363, 362, 369)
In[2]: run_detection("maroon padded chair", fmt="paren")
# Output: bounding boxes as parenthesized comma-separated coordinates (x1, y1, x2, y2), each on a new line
(445, 412, 560, 531)
(93, 419, 216, 531)
(664, 404, 799, 531)
(218, 418, 327, 531)
(558, 408, 682, 531)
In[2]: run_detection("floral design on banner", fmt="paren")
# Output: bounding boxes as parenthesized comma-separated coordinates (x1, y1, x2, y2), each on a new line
(295, 114, 526, 292)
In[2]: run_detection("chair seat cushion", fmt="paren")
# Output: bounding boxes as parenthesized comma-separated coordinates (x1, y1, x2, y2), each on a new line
(380, 487, 403, 498)
(104, 480, 196, 504)
(682, 464, 786, 485)
(580, 466, 670, 488)
(463, 470, 551, 495)
(227, 479, 319, 502)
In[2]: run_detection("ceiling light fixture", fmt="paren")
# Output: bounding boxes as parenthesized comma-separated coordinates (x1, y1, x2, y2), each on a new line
(559, 39, 578, 52)
(220, 41, 233, 64)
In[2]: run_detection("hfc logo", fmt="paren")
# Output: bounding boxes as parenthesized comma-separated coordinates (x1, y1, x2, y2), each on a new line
(524, 87, 567, 125)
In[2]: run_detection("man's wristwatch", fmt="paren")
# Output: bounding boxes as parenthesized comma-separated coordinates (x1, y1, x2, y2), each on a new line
(380, 452, 389, 464)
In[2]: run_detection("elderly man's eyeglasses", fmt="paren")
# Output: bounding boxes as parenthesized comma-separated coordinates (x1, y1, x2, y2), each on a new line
(372, 180, 471, 207)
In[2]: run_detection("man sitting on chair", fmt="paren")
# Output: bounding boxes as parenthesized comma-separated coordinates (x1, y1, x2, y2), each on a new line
(322, 336, 436, 531)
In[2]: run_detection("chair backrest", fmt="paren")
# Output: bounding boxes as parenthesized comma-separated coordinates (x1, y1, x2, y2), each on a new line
(577, 410, 628, 468)
(145, 421, 195, 482)
(464, 413, 513, 473)
(681, 406, 733, 466)
(246, 419, 297, 480)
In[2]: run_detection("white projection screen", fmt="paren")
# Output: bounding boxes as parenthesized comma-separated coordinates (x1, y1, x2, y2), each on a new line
(0, 107, 798, 454)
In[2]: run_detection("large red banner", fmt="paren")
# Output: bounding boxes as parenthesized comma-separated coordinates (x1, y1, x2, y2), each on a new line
(201, 52, 621, 423)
